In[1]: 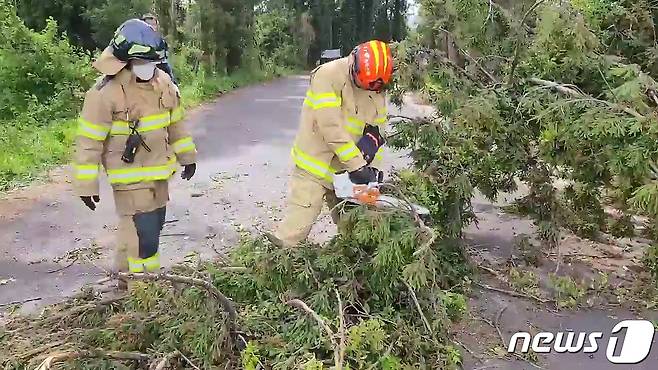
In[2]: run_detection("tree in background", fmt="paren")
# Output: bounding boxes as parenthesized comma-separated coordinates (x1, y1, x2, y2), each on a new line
(1, 1, 94, 121)
(83, 0, 152, 48)
(16, 0, 410, 69)
(16, 0, 96, 51)
(255, 0, 314, 69)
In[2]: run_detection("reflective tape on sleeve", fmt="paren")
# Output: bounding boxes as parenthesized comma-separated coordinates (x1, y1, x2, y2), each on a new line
(77, 118, 109, 141)
(375, 146, 384, 161)
(335, 141, 360, 162)
(346, 117, 366, 135)
(74, 164, 99, 180)
(291, 146, 335, 182)
(172, 137, 196, 154)
(303, 91, 342, 110)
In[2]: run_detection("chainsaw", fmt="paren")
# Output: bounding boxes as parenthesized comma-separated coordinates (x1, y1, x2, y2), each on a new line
(333, 172, 430, 216)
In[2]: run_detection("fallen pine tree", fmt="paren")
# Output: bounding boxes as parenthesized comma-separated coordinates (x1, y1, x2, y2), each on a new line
(0, 205, 472, 370)
(389, 0, 658, 283)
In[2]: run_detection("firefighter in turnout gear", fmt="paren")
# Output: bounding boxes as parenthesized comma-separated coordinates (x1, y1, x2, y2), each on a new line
(73, 19, 197, 287)
(271, 40, 393, 247)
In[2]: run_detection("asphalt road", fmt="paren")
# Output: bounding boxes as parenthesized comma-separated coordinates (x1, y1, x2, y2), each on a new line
(0, 75, 416, 310)
(0, 76, 656, 369)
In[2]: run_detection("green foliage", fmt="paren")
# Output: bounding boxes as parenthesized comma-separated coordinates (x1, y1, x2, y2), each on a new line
(560, 183, 606, 238)
(0, 2, 94, 120)
(210, 207, 471, 368)
(395, 0, 658, 278)
(441, 292, 467, 322)
(509, 267, 540, 297)
(83, 0, 152, 47)
(0, 1, 93, 189)
(549, 274, 587, 309)
(255, 6, 307, 69)
(0, 207, 471, 369)
(0, 0, 294, 190)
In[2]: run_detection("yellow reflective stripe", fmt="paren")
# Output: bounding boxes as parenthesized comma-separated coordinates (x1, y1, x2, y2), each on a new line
(140, 112, 170, 131)
(374, 116, 387, 124)
(111, 121, 131, 135)
(304, 90, 342, 110)
(128, 44, 151, 55)
(128, 253, 160, 273)
(370, 41, 381, 74)
(107, 158, 177, 184)
(171, 107, 184, 123)
(74, 164, 99, 180)
(173, 137, 196, 154)
(382, 42, 389, 72)
(304, 99, 342, 109)
(306, 91, 339, 100)
(375, 147, 384, 161)
(291, 146, 335, 182)
(77, 118, 109, 141)
(346, 117, 365, 135)
(336, 142, 360, 162)
(110, 111, 172, 135)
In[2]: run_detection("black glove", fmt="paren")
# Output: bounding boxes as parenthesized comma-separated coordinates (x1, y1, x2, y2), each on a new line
(181, 163, 196, 180)
(374, 168, 384, 183)
(364, 124, 385, 144)
(357, 125, 385, 165)
(349, 166, 380, 185)
(80, 195, 100, 211)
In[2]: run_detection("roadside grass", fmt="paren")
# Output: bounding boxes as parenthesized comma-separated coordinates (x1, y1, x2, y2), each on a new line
(0, 67, 295, 191)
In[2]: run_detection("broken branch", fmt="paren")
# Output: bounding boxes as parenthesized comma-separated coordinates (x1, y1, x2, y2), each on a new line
(286, 298, 342, 368)
(485, 0, 494, 24)
(16, 340, 67, 361)
(476, 282, 551, 304)
(114, 272, 236, 332)
(0, 297, 42, 308)
(150, 350, 180, 370)
(47, 257, 78, 274)
(179, 351, 201, 370)
(35, 350, 149, 370)
(335, 289, 347, 368)
(529, 77, 645, 119)
(494, 306, 509, 345)
(508, 0, 548, 83)
(403, 281, 433, 336)
(436, 28, 499, 85)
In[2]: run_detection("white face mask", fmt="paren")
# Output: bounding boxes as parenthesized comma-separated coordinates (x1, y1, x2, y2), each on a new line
(132, 62, 157, 80)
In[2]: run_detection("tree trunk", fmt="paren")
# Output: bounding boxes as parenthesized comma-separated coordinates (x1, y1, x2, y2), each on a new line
(169, 0, 177, 45)
(445, 31, 464, 67)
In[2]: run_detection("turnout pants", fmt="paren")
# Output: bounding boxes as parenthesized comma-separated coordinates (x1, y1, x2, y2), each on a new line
(113, 181, 169, 273)
(274, 168, 341, 247)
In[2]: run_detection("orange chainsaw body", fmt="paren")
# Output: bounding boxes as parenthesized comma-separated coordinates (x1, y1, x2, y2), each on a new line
(353, 185, 381, 205)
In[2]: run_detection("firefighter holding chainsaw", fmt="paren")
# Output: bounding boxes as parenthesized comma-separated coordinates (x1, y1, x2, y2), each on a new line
(72, 19, 197, 288)
(271, 40, 392, 247)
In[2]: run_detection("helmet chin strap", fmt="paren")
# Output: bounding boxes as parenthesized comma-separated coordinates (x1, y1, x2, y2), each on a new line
(348, 54, 362, 89)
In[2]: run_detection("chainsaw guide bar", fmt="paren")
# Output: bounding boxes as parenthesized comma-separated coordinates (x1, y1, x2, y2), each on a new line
(333, 172, 430, 215)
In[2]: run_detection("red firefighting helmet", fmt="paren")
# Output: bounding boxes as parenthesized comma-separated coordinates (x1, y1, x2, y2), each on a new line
(351, 40, 394, 91)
